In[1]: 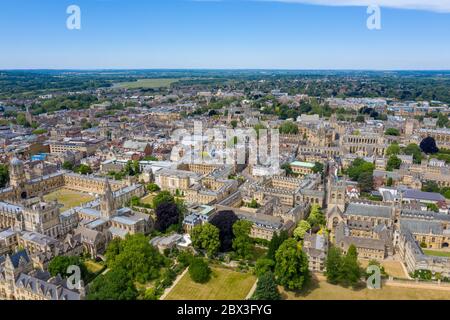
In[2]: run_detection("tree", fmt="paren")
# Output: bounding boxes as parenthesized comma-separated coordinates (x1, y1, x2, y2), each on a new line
(279, 121, 299, 135)
(105, 234, 166, 283)
(404, 143, 423, 164)
(386, 143, 401, 156)
(312, 162, 324, 174)
(232, 220, 253, 259)
(255, 258, 275, 277)
(267, 231, 288, 260)
(358, 171, 374, 193)
(247, 199, 259, 209)
(307, 204, 326, 229)
(74, 164, 92, 175)
(274, 239, 309, 291)
(422, 181, 440, 193)
(384, 128, 400, 136)
(147, 183, 160, 193)
(386, 177, 393, 187)
(325, 246, 343, 285)
(0, 164, 9, 188)
(189, 258, 211, 283)
(252, 272, 281, 300)
(87, 268, 138, 300)
(152, 190, 175, 209)
(62, 161, 74, 171)
(338, 245, 362, 288)
(420, 136, 439, 154)
(427, 203, 439, 213)
(16, 113, 30, 127)
(191, 223, 220, 257)
(347, 158, 375, 182)
(48, 256, 89, 282)
(210, 211, 239, 252)
(293, 220, 311, 240)
(386, 155, 402, 171)
(230, 120, 238, 129)
(155, 202, 180, 232)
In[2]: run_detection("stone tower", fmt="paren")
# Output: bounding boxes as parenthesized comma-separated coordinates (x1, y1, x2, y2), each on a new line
(9, 157, 27, 199)
(100, 179, 115, 218)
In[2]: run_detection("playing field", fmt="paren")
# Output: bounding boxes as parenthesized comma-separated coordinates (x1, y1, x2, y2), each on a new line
(359, 259, 408, 279)
(165, 267, 256, 300)
(423, 249, 450, 258)
(44, 188, 94, 210)
(282, 275, 450, 300)
(115, 78, 180, 89)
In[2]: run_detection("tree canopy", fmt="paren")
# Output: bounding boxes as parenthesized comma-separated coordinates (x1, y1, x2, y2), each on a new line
(420, 136, 439, 154)
(274, 239, 309, 291)
(191, 223, 221, 257)
(87, 268, 138, 300)
(105, 234, 167, 284)
(232, 220, 253, 259)
(210, 210, 239, 252)
(252, 272, 281, 300)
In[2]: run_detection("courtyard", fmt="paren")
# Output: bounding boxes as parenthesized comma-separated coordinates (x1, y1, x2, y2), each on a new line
(44, 188, 94, 211)
(164, 267, 256, 300)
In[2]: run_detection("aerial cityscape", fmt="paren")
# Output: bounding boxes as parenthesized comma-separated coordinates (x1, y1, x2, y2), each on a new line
(1, 0, 450, 305)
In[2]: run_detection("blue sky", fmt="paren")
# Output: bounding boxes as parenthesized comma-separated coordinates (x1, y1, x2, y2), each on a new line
(0, 0, 449, 69)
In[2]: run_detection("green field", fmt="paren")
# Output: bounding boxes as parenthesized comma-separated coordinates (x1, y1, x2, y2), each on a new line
(115, 78, 180, 89)
(423, 249, 450, 257)
(165, 267, 256, 300)
(44, 188, 94, 210)
(83, 260, 105, 274)
(140, 194, 155, 205)
(282, 275, 450, 300)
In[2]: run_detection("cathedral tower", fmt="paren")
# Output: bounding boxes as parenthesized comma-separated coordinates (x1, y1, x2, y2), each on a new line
(100, 179, 115, 218)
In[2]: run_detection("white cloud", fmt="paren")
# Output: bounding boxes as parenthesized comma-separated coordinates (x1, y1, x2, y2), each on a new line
(265, 0, 450, 13)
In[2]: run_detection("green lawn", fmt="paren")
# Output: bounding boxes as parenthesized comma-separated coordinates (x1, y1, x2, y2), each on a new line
(115, 78, 180, 89)
(423, 249, 450, 258)
(44, 188, 94, 210)
(83, 260, 105, 274)
(140, 194, 155, 205)
(165, 267, 256, 300)
(282, 274, 450, 300)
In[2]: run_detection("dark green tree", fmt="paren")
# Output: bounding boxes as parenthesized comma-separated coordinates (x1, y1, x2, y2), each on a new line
(232, 220, 253, 260)
(189, 258, 211, 283)
(87, 268, 138, 300)
(252, 272, 281, 300)
(338, 245, 362, 288)
(325, 246, 343, 285)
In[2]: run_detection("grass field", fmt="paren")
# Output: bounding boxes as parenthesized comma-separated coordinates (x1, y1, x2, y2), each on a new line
(359, 260, 408, 279)
(140, 194, 155, 205)
(44, 188, 94, 210)
(423, 249, 450, 258)
(83, 260, 105, 274)
(165, 267, 256, 300)
(115, 78, 180, 89)
(282, 274, 450, 300)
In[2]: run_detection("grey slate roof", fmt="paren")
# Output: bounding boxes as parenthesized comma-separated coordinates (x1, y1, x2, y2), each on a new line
(344, 203, 392, 218)
(402, 189, 445, 202)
